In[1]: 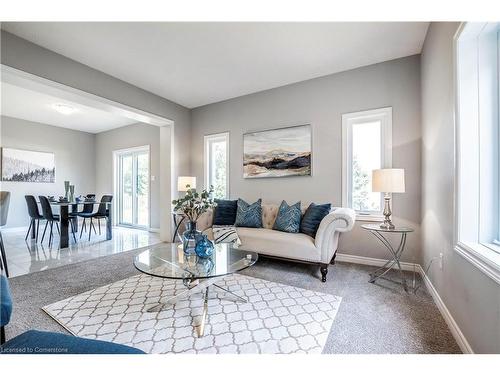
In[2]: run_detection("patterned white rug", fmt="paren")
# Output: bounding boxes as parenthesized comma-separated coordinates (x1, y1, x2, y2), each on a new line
(43, 273, 341, 354)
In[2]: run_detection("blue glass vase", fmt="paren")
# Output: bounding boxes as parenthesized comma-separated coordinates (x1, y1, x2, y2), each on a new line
(182, 221, 202, 256)
(195, 234, 214, 258)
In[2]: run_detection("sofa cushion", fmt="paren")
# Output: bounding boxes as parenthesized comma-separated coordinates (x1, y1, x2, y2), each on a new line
(236, 227, 320, 262)
(213, 199, 238, 225)
(273, 201, 301, 233)
(261, 204, 279, 229)
(300, 203, 331, 238)
(1, 330, 144, 354)
(235, 199, 263, 228)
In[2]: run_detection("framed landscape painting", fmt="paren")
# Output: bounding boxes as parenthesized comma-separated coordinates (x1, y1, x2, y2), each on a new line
(243, 124, 312, 178)
(1, 147, 56, 183)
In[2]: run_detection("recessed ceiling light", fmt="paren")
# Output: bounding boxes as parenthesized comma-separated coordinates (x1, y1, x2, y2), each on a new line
(52, 103, 77, 115)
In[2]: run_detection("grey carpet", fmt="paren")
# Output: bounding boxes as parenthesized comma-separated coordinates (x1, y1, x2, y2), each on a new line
(5, 248, 461, 354)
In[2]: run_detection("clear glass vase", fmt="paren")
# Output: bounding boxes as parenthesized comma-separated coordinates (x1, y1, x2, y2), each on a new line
(182, 221, 202, 256)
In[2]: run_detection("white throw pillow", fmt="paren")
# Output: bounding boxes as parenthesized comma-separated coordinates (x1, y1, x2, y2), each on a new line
(212, 225, 241, 246)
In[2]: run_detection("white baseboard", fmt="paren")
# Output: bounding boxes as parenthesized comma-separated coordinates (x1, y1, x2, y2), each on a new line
(0, 226, 29, 233)
(335, 252, 474, 354)
(418, 265, 474, 354)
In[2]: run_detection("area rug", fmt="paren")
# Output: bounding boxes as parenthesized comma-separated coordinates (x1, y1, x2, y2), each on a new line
(42, 273, 341, 354)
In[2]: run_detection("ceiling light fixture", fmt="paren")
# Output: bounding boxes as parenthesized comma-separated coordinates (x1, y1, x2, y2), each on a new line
(52, 103, 77, 115)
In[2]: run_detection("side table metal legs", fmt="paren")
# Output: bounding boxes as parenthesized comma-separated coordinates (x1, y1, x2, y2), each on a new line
(172, 214, 186, 242)
(367, 230, 409, 292)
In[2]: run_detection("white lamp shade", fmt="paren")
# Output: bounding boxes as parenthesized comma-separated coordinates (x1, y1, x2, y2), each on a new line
(372, 169, 405, 193)
(177, 176, 197, 192)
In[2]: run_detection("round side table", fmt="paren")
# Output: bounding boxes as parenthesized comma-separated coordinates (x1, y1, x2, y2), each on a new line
(361, 223, 414, 292)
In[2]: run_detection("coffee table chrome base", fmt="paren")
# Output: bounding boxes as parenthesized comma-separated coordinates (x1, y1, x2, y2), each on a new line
(367, 230, 409, 292)
(146, 276, 248, 337)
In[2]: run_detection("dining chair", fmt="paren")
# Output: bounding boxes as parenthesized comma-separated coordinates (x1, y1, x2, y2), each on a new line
(79, 195, 113, 241)
(25, 195, 44, 242)
(0, 191, 10, 277)
(39, 196, 78, 246)
(73, 194, 96, 234)
(39, 196, 60, 246)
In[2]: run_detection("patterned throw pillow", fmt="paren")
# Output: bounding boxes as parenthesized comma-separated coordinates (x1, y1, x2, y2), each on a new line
(212, 225, 241, 246)
(234, 199, 263, 228)
(273, 200, 302, 233)
(300, 203, 332, 238)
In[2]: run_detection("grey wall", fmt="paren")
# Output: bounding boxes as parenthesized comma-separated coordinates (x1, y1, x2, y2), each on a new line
(191, 55, 422, 262)
(0, 31, 191, 197)
(421, 22, 500, 353)
(0, 115, 96, 228)
(95, 123, 161, 229)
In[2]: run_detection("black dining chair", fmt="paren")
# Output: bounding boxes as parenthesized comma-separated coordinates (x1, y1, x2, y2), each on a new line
(25, 195, 44, 242)
(72, 194, 96, 234)
(79, 195, 113, 241)
(39, 196, 77, 246)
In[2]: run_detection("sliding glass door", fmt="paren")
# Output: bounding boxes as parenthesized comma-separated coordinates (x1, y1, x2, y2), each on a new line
(115, 146, 150, 228)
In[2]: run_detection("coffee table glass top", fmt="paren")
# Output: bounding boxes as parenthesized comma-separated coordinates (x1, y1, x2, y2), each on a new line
(134, 242, 258, 280)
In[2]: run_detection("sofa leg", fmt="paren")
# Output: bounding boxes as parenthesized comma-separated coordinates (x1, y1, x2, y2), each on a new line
(320, 264, 328, 282)
(331, 252, 337, 265)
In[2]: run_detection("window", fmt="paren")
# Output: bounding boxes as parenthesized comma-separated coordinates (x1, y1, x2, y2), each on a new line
(114, 145, 150, 228)
(455, 22, 500, 283)
(204, 132, 229, 199)
(342, 107, 392, 219)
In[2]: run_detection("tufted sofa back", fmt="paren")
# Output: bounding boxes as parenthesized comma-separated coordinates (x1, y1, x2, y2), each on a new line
(196, 202, 309, 232)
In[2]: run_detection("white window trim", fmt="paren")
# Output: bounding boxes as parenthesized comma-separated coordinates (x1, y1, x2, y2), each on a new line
(204, 132, 230, 198)
(453, 22, 500, 285)
(341, 107, 393, 221)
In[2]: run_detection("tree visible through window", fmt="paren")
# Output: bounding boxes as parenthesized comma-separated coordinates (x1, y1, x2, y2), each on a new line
(342, 107, 392, 216)
(205, 133, 229, 199)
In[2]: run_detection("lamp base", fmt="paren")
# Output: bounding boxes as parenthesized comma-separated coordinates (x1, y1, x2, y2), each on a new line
(380, 194, 395, 230)
(379, 220, 395, 230)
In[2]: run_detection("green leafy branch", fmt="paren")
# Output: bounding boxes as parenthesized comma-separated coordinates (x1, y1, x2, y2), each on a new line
(172, 185, 217, 222)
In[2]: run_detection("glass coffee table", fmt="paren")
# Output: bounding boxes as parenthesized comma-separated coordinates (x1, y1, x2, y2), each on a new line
(134, 242, 258, 337)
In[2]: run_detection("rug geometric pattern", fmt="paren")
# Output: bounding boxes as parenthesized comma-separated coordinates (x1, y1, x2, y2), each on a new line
(43, 273, 341, 354)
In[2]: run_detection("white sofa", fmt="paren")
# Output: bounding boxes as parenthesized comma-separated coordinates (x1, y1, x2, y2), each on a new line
(196, 204, 356, 282)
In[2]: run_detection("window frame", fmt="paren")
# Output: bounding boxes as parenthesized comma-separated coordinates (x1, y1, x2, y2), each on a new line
(341, 107, 393, 221)
(204, 132, 230, 199)
(454, 22, 500, 285)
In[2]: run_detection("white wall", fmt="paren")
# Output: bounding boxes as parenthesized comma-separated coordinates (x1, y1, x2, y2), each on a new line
(191, 55, 422, 262)
(95, 123, 161, 229)
(0, 115, 96, 228)
(421, 22, 500, 353)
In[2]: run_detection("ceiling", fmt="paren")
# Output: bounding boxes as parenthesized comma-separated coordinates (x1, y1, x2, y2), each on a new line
(1, 22, 429, 108)
(1, 82, 136, 133)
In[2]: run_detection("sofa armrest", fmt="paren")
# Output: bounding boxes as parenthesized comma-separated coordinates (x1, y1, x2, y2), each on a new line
(315, 207, 356, 263)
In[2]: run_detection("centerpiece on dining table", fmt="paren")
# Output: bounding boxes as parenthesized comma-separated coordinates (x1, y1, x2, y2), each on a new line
(172, 185, 217, 257)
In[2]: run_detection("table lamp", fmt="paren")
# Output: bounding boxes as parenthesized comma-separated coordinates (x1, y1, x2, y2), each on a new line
(177, 176, 197, 192)
(372, 168, 405, 229)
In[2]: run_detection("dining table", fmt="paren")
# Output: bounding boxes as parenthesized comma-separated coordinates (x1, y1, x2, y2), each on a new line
(32, 200, 113, 248)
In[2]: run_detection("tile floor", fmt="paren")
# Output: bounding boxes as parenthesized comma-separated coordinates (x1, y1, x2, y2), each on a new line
(2, 223, 162, 277)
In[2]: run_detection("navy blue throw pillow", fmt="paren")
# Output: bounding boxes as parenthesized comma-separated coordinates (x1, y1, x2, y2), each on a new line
(213, 199, 238, 225)
(273, 200, 302, 233)
(234, 199, 263, 228)
(300, 203, 331, 238)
